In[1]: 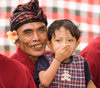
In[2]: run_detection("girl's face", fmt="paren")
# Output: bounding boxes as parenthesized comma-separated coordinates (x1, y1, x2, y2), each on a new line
(50, 26, 79, 54)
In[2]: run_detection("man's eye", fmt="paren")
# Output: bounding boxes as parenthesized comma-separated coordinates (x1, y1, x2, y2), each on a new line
(39, 29, 44, 32)
(23, 30, 32, 34)
(39, 28, 47, 32)
(25, 31, 31, 34)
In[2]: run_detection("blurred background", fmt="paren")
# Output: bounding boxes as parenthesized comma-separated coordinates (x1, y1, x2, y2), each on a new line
(0, 0, 100, 57)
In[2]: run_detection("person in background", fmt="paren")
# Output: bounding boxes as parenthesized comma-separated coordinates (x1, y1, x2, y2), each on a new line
(35, 19, 96, 88)
(0, 54, 37, 88)
(79, 36, 100, 88)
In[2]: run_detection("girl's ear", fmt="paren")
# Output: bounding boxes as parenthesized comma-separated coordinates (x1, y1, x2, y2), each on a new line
(46, 40, 53, 50)
(76, 40, 80, 48)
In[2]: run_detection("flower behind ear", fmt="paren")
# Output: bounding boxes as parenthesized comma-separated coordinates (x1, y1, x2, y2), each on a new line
(7, 30, 18, 43)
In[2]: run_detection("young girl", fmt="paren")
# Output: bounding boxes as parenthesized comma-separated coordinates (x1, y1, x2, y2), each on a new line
(34, 19, 96, 88)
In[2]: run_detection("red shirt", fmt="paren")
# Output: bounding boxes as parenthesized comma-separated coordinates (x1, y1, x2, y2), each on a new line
(10, 47, 35, 75)
(79, 36, 100, 88)
(0, 54, 37, 88)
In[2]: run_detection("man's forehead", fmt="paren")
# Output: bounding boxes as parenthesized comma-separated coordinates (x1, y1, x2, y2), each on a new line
(17, 22, 46, 31)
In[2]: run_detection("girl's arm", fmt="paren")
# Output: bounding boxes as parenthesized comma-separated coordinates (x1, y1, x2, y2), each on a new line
(39, 58, 61, 87)
(39, 44, 72, 87)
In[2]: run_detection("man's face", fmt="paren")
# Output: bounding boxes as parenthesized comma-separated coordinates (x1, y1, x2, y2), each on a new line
(16, 22, 47, 58)
(50, 26, 79, 55)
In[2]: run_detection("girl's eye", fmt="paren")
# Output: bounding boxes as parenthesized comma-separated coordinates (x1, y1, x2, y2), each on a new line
(68, 39, 73, 42)
(55, 40, 60, 42)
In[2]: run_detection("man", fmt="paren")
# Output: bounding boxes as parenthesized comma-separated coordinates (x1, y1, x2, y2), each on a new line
(79, 36, 100, 88)
(0, 54, 37, 88)
(7, 0, 47, 77)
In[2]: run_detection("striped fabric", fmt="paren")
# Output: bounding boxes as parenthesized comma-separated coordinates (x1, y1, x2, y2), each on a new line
(0, 0, 100, 56)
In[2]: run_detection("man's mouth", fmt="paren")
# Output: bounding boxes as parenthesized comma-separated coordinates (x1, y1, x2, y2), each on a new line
(32, 44, 43, 49)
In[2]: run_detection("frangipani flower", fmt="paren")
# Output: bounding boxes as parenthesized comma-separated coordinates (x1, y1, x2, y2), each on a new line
(7, 30, 18, 43)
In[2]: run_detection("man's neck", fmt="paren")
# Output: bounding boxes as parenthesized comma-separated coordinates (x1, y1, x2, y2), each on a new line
(27, 55, 38, 64)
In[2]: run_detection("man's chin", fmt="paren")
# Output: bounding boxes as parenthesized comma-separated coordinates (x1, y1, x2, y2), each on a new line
(31, 51, 44, 57)
(26, 52, 44, 61)
(27, 48, 45, 57)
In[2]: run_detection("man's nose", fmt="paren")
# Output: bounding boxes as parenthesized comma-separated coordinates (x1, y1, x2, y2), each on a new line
(32, 32, 40, 41)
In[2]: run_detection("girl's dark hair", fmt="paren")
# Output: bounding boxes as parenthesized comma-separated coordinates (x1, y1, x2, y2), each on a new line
(47, 19, 81, 41)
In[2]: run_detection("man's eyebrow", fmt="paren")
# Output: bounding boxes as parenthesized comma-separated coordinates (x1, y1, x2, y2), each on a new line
(38, 25, 47, 29)
(23, 28, 32, 32)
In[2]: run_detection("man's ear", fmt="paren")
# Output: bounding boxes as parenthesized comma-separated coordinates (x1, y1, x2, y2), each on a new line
(15, 39, 20, 47)
(46, 40, 53, 50)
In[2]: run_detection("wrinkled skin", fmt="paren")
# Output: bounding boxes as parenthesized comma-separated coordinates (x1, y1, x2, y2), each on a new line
(16, 22, 47, 61)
